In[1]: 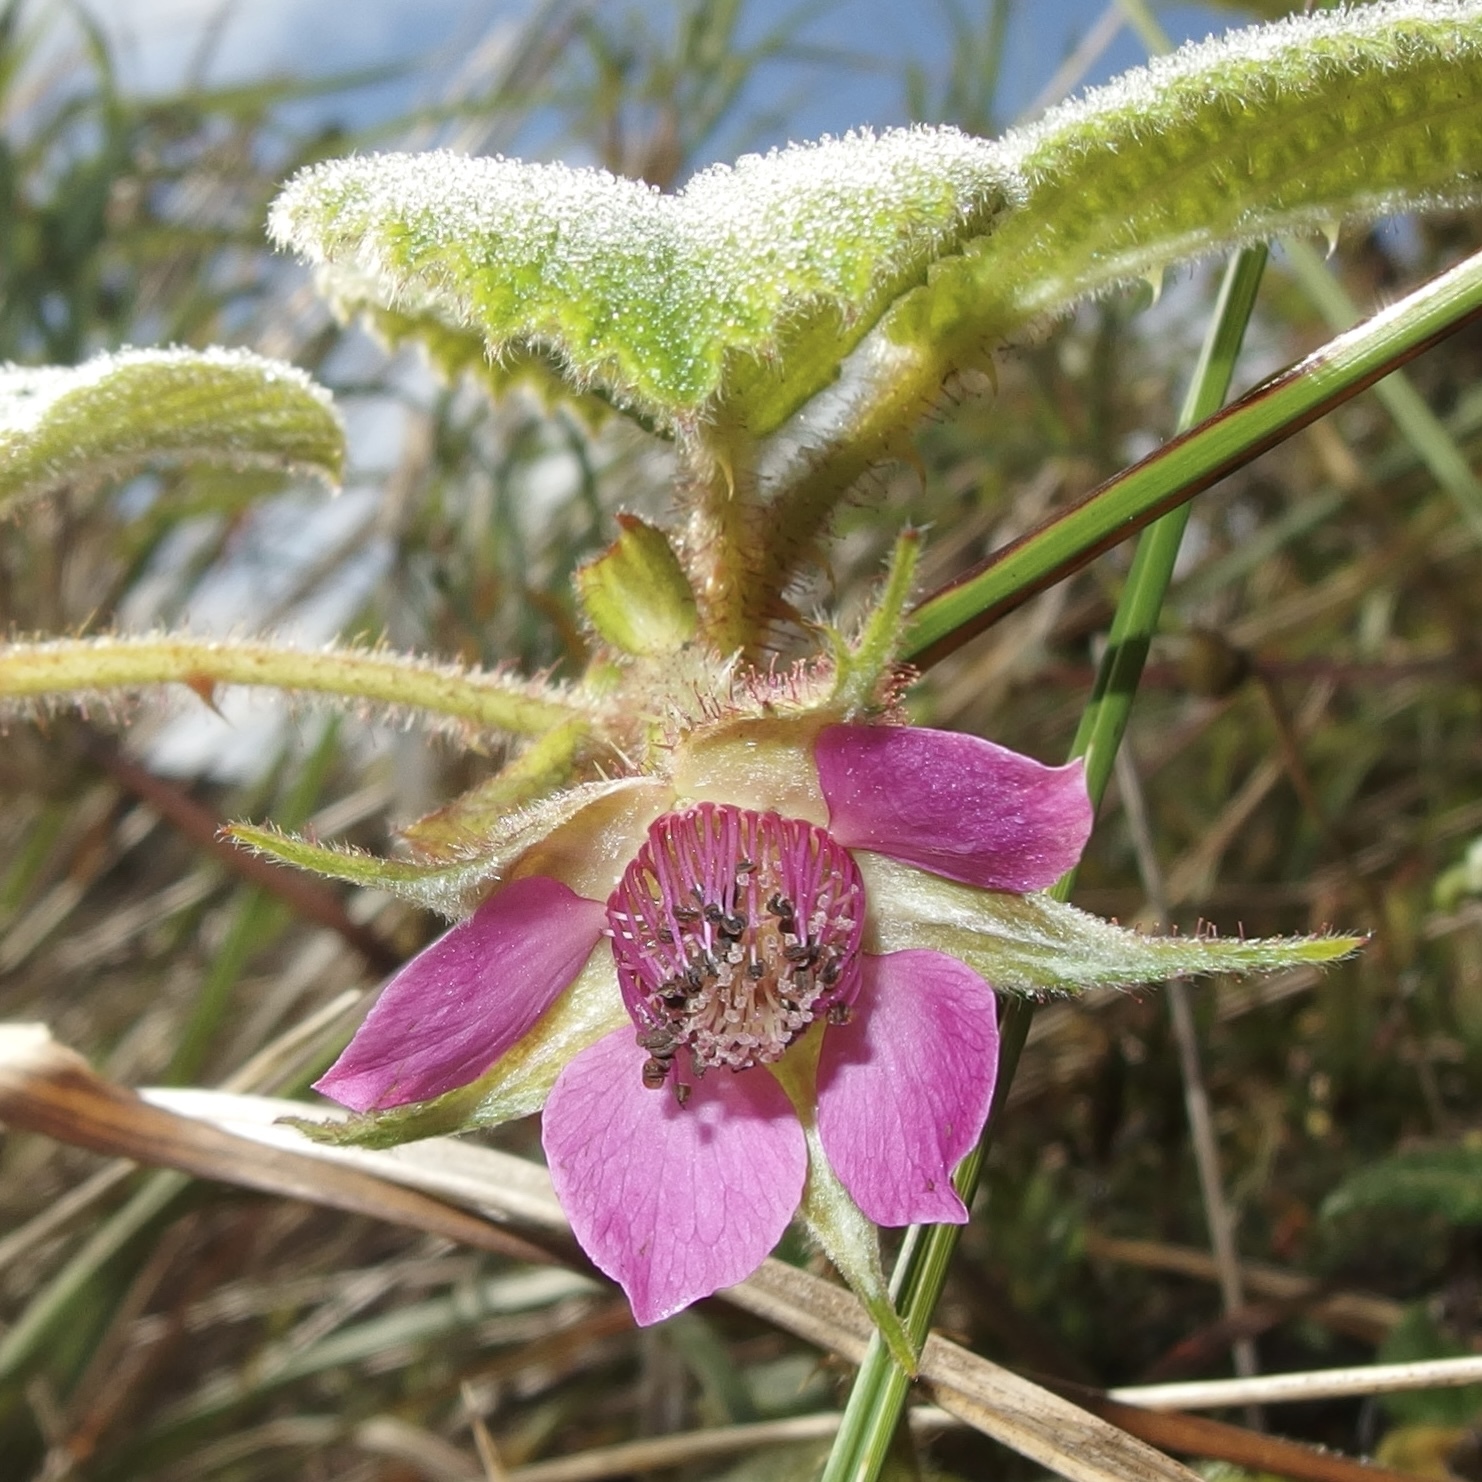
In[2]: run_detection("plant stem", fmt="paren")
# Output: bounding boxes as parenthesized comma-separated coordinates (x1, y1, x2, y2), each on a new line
(0, 634, 586, 739)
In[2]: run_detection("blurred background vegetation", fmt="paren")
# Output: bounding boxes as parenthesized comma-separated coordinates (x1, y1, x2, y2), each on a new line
(2, 0, 1482, 1478)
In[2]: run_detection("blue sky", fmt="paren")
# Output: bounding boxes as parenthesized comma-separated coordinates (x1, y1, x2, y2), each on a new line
(86, 1, 1259, 157)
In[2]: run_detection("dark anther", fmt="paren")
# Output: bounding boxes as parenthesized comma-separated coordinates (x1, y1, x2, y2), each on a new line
(747, 960, 766, 980)
(783, 941, 818, 965)
(827, 1003, 853, 1026)
(736, 858, 756, 874)
(641, 1057, 670, 1090)
(703, 903, 724, 924)
(658, 978, 688, 1002)
(657, 927, 675, 944)
(674, 1081, 692, 1107)
(722, 912, 747, 936)
(766, 894, 795, 921)
(673, 905, 700, 923)
(637, 1025, 679, 1054)
(821, 959, 842, 986)
(684, 965, 705, 991)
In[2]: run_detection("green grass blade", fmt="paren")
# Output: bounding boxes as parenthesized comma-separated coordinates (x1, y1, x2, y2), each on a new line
(902, 241, 1482, 668)
(1068, 245, 1269, 804)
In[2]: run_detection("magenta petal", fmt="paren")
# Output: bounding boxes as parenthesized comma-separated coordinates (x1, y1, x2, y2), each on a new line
(816, 723, 1092, 891)
(543, 1028, 806, 1324)
(315, 877, 605, 1112)
(817, 949, 999, 1226)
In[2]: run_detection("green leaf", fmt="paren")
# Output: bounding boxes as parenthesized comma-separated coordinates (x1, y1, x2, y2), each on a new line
(268, 129, 1014, 438)
(0, 347, 344, 514)
(575, 514, 699, 656)
(859, 853, 1363, 995)
(1376, 1306, 1482, 1426)
(747, 3, 1482, 621)
(1322, 1143, 1482, 1227)
(962, 2, 1482, 345)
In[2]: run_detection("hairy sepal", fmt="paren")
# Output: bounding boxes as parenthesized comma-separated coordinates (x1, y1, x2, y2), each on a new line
(575, 515, 699, 657)
(289, 945, 629, 1146)
(0, 348, 343, 514)
(398, 718, 587, 863)
(828, 528, 920, 718)
(857, 853, 1364, 995)
(229, 776, 655, 918)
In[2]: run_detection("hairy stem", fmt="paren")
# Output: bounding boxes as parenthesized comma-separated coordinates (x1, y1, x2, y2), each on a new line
(0, 635, 588, 740)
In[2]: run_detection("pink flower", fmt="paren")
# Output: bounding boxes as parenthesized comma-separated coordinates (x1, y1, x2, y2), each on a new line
(314, 723, 1091, 1323)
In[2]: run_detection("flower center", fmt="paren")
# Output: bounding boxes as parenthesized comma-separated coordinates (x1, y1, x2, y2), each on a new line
(606, 803, 865, 1100)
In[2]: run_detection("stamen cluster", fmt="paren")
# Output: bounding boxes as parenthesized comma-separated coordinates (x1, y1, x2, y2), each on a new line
(606, 803, 865, 1100)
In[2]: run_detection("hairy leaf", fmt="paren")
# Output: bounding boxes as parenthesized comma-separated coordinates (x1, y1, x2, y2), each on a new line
(269, 128, 1015, 438)
(745, 1, 1482, 610)
(0, 347, 343, 513)
(350, 294, 614, 425)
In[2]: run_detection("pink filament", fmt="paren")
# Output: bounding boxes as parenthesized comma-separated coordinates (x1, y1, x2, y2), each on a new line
(606, 804, 865, 1096)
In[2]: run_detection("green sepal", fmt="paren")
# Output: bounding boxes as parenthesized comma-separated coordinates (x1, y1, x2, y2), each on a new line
(575, 515, 699, 657)
(227, 775, 650, 919)
(288, 946, 629, 1147)
(769, 1041, 917, 1376)
(794, 1122, 918, 1378)
(0, 634, 590, 741)
(829, 529, 920, 718)
(858, 853, 1364, 994)
(0, 347, 343, 514)
(398, 719, 587, 863)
